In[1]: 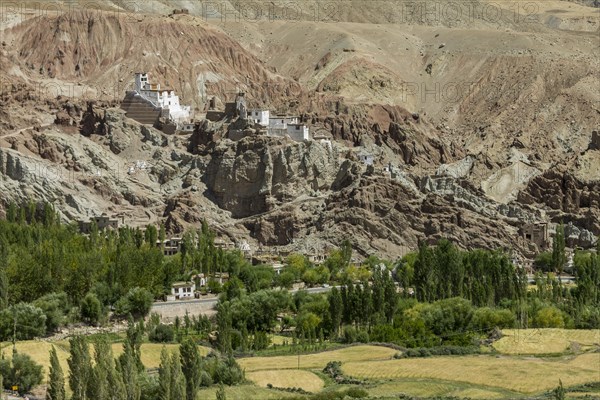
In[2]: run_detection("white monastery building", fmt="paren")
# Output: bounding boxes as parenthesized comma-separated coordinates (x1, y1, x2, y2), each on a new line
(134, 73, 191, 125)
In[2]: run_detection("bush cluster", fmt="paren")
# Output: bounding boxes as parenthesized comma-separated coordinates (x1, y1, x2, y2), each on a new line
(395, 345, 481, 358)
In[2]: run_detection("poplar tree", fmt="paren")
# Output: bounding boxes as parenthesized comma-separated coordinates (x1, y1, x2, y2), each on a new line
(46, 346, 65, 400)
(158, 347, 171, 400)
(552, 223, 567, 277)
(87, 340, 113, 400)
(180, 338, 202, 400)
(118, 341, 141, 400)
(328, 287, 343, 337)
(68, 336, 92, 400)
(216, 302, 233, 354)
(170, 352, 186, 400)
(216, 383, 226, 400)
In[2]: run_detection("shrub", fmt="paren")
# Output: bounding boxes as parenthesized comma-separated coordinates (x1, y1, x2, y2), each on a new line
(0, 350, 43, 395)
(148, 324, 174, 343)
(345, 387, 368, 398)
(0, 303, 46, 340)
(342, 326, 357, 344)
(356, 330, 369, 343)
(534, 306, 565, 328)
(322, 361, 343, 379)
(80, 292, 104, 326)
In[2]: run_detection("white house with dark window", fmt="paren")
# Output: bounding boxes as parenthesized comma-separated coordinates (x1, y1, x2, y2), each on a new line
(358, 150, 374, 166)
(171, 281, 196, 300)
(249, 109, 270, 126)
(286, 124, 310, 141)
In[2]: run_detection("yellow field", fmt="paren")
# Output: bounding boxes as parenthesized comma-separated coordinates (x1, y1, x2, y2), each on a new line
(238, 345, 397, 372)
(0, 341, 209, 374)
(493, 328, 600, 354)
(111, 342, 209, 368)
(196, 384, 299, 399)
(342, 353, 600, 394)
(366, 379, 520, 399)
(246, 369, 325, 393)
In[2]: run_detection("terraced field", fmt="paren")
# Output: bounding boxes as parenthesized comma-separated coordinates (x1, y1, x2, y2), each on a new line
(370, 379, 525, 399)
(237, 345, 398, 372)
(0, 341, 210, 373)
(246, 369, 325, 392)
(196, 384, 300, 399)
(342, 353, 600, 394)
(493, 328, 600, 354)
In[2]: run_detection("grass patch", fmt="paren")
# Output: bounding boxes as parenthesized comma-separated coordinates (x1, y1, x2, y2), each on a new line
(246, 369, 325, 393)
(342, 353, 600, 394)
(238, 345, 397, 372)
(494, 329, 600, 355)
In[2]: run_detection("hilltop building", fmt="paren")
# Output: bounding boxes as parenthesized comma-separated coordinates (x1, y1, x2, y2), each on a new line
(121, 72, 192, 131)
(219, 91, 310, 141)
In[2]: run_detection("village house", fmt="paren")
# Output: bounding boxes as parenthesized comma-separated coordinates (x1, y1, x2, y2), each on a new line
(157, 237, 183, 256)
(307, 253, 326, 265)
(171, 281, 195, 300)
(237, 239, 253, 259)
(271, 262, 285, 275)
(192, 273, 207, 287)
(520, 222, 550, 249)
(78, 213, 121, 234)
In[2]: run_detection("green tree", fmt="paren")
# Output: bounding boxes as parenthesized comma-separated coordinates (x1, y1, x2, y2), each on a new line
(80, 292, 103, 326)
(216, 302, 233, 354)
(87, 340, 113, 400)
(0, 349, 43, 395)
(46, 346, 65, 400)
(553, 379, 566, 400)
(180, 338, 202, 400)
(118, 342, 141, 400)
(216, 382, 226, 400)
(552, 223, 567, 276)
(158, 347, 171, 400)
(328, 287, 343, 337)
(170, 352, 186, 400)
(534, 306, 565, 328)
(68, 336, 92, 400)
(0, 303, 47, 340)
(114, 287, 154, 320)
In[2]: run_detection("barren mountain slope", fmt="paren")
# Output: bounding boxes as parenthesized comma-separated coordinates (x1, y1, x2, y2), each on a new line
(0, 1, 598, 259)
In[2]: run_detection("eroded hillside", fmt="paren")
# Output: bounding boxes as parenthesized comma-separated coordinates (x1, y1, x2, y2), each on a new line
(0, 1, 598, 259)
